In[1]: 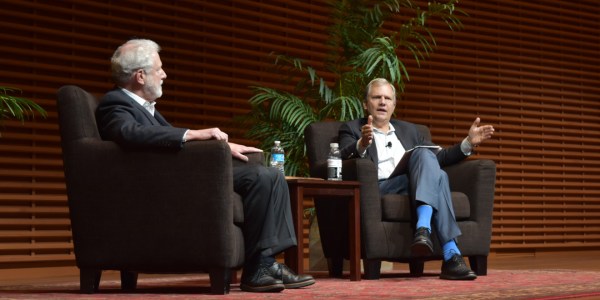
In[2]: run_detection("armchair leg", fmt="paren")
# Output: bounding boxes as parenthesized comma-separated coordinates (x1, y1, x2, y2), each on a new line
(80, 269, 101, 294)
(409, 260, 425, 276)
(469, 255, 488, 276)
(363, 259, 381, 280)
(120, 270, 138, 291)
(209, 268, 232, 294)
(327, 257, 344, 278)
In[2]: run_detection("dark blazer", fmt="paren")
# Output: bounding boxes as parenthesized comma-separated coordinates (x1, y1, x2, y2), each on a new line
(338, 118, 467, 169)
(95, 88, 188, 149)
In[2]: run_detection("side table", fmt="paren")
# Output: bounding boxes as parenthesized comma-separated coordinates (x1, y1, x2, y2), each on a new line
(284, 178, 361, 281)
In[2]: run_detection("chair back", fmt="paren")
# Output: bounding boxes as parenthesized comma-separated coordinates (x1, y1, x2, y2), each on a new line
(57, 85, 100, 145)
(304, 121, 343, 177)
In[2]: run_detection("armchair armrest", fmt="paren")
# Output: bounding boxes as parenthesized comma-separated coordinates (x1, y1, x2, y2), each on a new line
(240, 151, 265, 166)
(342, 158, 383, 220)
(443, 159, 496, 225)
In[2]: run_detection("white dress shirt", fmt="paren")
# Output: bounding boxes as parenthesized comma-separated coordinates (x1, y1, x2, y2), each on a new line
(120, 88, 156, 116)
(372, 124, 405, 180)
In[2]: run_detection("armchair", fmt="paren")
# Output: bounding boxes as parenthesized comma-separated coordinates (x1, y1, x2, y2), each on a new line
(305, 121, 496, 279)
(57, 85, 257, 294)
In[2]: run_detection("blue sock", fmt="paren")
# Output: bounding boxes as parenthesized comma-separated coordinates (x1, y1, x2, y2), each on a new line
(416, 205, 433, 232)
(443, 240, 461, 261)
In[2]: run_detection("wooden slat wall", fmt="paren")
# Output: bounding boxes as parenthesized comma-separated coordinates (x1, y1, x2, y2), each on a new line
(0, 0, 598, 270)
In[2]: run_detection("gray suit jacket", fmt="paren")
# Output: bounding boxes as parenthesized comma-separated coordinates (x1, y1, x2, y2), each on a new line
(95, 88, 188, 149)
(338, 118, 467, 171)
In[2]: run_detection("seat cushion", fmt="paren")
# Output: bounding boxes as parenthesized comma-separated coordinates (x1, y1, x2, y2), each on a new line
(381, 192, 471, 221)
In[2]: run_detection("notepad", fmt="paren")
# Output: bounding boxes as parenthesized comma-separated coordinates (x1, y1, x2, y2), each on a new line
(389, 145, 442, 177)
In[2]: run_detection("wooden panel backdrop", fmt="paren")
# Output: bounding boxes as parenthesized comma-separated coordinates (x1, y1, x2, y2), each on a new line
(0, 0, 598, 270)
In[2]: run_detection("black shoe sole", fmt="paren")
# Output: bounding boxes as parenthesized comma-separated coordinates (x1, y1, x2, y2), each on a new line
(411, 241, 433, 257)
(440, 272, 477, 280)
(284, 278, 316, 289)
(240, 283, 285, 293)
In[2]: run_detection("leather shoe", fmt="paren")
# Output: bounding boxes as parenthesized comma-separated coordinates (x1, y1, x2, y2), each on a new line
(241, 263, 285, 293)
(411, 227, 433, 257)
(267, 262, 316, 289)
(440, 254, 477, 280)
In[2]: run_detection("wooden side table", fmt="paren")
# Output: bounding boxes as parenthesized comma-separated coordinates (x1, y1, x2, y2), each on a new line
(284, 178, 361, 281)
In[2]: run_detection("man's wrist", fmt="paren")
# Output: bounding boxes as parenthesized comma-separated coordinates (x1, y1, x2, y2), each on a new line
(461, 137, 473, 156)
(357, 139, 369, 158)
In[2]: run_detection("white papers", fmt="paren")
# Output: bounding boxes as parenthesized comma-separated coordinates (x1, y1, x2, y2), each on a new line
(389, 145, 442, 177)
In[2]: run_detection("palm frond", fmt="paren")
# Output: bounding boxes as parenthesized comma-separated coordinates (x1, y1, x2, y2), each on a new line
(0, 87, 47, 123)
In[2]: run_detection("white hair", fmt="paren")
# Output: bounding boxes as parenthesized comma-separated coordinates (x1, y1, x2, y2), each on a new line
(365, 78, 397, 102)
(111, 39, 160, 85)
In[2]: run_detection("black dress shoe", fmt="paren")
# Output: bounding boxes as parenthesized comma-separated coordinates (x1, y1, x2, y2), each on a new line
(440, 254, 477, 280)
(267, 262, 316, 289)
(411, 227, 433, 257)
(241, 263, 285, 293)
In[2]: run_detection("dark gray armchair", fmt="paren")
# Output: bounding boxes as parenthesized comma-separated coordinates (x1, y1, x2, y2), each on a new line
(57, 85, 257, 294)
(305, 121, 496, 279)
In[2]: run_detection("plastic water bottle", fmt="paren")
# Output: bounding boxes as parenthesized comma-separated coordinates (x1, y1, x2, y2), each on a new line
(327, 143, 342, 181)
(270, 140, 285, 175)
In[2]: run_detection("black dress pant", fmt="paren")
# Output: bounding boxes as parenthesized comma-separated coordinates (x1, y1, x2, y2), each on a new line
(233, 164, 296, 260)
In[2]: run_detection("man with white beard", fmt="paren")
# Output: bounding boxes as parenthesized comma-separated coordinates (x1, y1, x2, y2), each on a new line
(95, 39, 315, 293)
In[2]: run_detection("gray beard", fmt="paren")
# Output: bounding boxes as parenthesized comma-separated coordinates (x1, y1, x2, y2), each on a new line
(143, 82, 162, 100)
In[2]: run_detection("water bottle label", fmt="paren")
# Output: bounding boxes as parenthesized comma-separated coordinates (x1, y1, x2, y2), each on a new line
(272, 153, 284, 162)
(327, 158, 342, 180)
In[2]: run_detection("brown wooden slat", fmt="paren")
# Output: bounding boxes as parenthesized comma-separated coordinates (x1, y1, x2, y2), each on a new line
(0, 207, 69, 214)
(0, 182, 66, 191)
(0, 231, 72, 238)
(495, 196, 600, 203)
(493, 235, 600, 242)
(0, 242, 72, 251)
(0, 195, 67, 202)
(492, 243, 600, 250)
(493, 219, 600, 226)
(496, 204, 600, 210)
(0, 170, 65, 179)
(0, 219, 71, 226)
(0, 254, 74, 264)
(494, 227, 600, 234)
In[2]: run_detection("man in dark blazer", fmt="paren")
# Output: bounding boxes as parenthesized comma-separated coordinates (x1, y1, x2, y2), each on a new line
(95, 39, 314, 293)
(339, 78, 495, 280)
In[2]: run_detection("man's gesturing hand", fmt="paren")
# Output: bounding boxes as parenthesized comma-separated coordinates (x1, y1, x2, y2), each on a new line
(468, 117, 495, 146)
(360, 115, 374, 148)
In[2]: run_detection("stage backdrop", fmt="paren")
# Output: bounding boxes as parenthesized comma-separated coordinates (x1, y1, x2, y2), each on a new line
(0, 0, 599, 270)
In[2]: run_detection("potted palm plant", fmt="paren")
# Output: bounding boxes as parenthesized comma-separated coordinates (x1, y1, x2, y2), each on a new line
(0, 87, 47, 136)
(242, 0, 466, 176)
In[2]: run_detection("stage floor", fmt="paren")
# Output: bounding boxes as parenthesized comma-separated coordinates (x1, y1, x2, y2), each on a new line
(2, 250, 600, 286)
